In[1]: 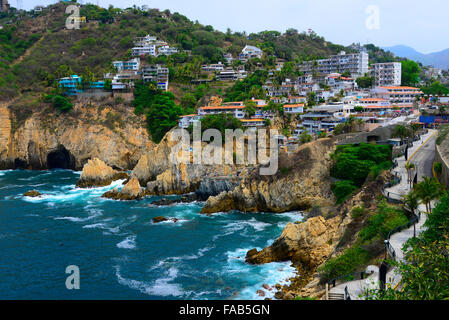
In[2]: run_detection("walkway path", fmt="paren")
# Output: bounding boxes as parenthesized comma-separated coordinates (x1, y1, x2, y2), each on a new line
(328, 130, 437, 299)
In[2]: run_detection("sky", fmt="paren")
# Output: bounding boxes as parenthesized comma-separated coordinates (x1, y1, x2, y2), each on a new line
(18, 0, 448, 54)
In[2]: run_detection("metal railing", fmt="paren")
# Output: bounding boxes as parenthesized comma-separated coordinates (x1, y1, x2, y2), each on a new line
(327, 271, 369, 289)
(384, 208, 421, 261)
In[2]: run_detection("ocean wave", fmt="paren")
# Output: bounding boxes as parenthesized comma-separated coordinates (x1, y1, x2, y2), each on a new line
(116, 235, 137, 249)
(225, 247, 296, 300)
(115, 266, 185, 297)
(54, 208, 103, 222)
(22, 179, 127, 204)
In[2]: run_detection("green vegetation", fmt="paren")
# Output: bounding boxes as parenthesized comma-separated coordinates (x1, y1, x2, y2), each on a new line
(421, 81, 449, 96)
(331, 180, 357, 204)
(43, 94, 73, 113)
(330, 143, 391, 202)
(414, 177, 444, 213)
(331, 143, 392, 187)
(224, 70, 268, 102)
(366, 192, 449, 300)
(133, 82, 184, 143)
(187, 113, 244, 142)
(401, 60, 421, 87)
(320, 201, 408, 282)
(356, 75, 374, 89)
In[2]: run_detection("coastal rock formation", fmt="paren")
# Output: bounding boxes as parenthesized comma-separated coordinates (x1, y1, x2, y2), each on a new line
(246, 216, 339, 269)
(23, 190, 42, 197)
(152, 216, 179, 223)
(76, 158, 128, 188)
(0, 99, 153, 170)
(101, 177, 147, 201)
(201, 138, 336, 214)
(195, 176, 242, 201)
(131, 133, 177, 186)
(147, 163, 236, 195)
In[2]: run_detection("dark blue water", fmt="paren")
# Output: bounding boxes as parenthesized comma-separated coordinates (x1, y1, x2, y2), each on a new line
(0, 169, 302, 300)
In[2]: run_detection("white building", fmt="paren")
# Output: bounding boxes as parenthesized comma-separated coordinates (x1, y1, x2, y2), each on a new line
(299, 51, 369, 78)
(158, 45, 178, 56)
(284, 104, 304, 114)
(113, 58, 140, 71)
(372, 86, 423, 106)
(239, 45, 263, 62)
(179, 114, 203, 128)
(132, 45, 156, 57)
(372, 62, 402, 87)
(202, 62, 225, 72)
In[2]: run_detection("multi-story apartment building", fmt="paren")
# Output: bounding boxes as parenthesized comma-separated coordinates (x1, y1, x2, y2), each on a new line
(142, 65, 169, 91)
(372, 86, 423, 106)
(132, 45, 156, 57)
(372, 62, 402, 87)
(299, 51, 369, 78)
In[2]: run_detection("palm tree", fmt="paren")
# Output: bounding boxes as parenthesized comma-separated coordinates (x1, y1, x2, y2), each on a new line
(414, 177, 445, 213)
(405, 162, 416, 188)
(392, 125, 412, 146)
(402, 190, 420, 215)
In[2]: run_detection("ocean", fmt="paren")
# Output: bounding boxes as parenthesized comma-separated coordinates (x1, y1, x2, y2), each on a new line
(0, 169, 302, 300)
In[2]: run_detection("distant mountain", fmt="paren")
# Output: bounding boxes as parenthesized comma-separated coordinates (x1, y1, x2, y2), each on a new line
(383, 45, 449, 70)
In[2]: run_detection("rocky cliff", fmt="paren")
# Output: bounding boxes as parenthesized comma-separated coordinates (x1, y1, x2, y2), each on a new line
(0, 97, 153, 170)
(246, 171, 390, 299)
(201, 138, 336, 214)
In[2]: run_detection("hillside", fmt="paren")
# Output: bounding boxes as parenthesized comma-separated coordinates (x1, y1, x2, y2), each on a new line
(0, 2, 398, 102)
(384, 45, 449, 69)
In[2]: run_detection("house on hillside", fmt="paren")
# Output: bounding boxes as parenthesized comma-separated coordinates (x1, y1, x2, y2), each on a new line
(239, 45, 263, 62)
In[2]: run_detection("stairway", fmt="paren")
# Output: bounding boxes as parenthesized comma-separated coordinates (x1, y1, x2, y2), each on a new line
(328, 291, 345, 300)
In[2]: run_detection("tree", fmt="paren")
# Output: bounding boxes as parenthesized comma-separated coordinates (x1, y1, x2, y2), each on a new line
(401, 60, 421, 86)
(356, 76, 374, 89)
(244, 100, 257, 118)
(402, 190, 419, 215)
(405, 162, 415, 188)
(392, 124, 411, 145)
(414, 177, 445, 213)
(299, 131, 312, 144)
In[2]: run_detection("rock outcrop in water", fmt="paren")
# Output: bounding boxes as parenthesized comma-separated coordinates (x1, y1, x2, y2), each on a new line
(76, 158, 128, 188)
(102, 177, 147, 200)
(23, 190, 42, 197)
(201, 138, 336, 214)
(0, 99, 153, 170)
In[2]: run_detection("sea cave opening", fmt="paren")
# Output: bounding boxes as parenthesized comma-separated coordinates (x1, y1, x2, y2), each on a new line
(47, 146, 75, 170)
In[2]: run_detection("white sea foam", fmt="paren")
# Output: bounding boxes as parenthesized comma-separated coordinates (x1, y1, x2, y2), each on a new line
(225, 247, 297, 300)
(115, 266, 184, 297)
(116, 235, 137, 249)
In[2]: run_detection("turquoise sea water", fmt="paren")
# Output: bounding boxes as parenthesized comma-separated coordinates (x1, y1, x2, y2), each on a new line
(0, 169, 302, 300)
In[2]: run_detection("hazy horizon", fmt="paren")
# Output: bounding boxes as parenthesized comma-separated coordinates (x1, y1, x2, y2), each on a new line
(17, 0, 448, 54)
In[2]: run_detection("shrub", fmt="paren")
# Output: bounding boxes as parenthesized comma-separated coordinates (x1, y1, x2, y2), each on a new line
(51, 95, 73, 112)
(331, 180, 357, 204)
(319, 246, 371, 282)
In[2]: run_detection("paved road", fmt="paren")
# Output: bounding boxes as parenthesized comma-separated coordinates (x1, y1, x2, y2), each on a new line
(410, 134, 436, 180)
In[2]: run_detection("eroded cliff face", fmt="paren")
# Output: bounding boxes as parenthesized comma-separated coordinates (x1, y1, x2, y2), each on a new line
(201, 138, 337, 214)
(0, 98, 153, 170)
